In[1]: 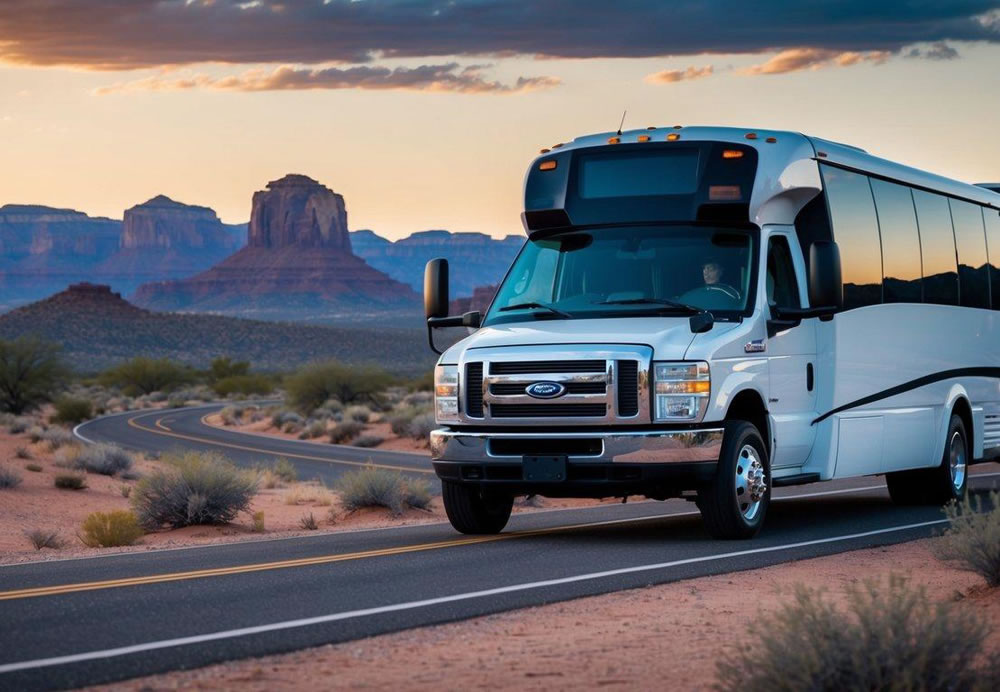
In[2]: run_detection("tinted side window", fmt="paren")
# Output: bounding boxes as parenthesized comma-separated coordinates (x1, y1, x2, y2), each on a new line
(912, 190, 958, 306)
(985, 209, 1000, 310)
(820, 166, 882, 308)
(870, 179, 922, 303)
(766, 236, 802, 311)
(950, 199, 990, 309)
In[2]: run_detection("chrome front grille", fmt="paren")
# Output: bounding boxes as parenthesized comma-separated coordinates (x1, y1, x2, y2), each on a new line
(460, 345, 652, 425)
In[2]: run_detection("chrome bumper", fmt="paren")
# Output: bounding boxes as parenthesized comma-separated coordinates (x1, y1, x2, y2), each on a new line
(429, 428, 724, 464)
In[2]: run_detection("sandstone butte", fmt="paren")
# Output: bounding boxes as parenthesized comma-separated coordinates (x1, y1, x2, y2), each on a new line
(132, 175, 419, 314)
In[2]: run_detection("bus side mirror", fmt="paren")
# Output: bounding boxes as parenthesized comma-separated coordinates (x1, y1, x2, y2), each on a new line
(808, 241, 843, 313)
(424, 258, 449, 319)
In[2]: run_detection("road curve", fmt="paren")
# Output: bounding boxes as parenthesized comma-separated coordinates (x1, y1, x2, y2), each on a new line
(0, 405, 995, 690)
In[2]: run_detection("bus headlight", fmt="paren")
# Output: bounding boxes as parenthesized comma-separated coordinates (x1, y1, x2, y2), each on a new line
(434, 365, 460, 423)
(653, 362, 710, 421)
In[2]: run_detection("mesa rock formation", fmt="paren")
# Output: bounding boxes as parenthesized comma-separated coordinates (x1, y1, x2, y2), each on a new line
(132, 175, 418, 318)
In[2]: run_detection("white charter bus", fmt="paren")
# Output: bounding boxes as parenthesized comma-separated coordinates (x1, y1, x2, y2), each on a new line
(423, 126, 1000, 539)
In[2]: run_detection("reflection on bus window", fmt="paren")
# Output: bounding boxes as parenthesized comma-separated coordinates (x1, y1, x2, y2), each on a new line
(820, 166, 882, 308)
(913, 190, 959, 306)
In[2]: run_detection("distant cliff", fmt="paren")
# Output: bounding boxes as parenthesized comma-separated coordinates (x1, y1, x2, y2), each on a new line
(351, 229, 523, 297)
(132, 175, 418, 319)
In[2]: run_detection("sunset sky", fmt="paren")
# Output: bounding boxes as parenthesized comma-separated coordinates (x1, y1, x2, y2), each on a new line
(1, 1, 999, 240)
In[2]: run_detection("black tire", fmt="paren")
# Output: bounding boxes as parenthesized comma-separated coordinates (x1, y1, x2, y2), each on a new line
(442, 481, 513, 534)
(696, 421, 771, 539)
(887, 413, 969, 505)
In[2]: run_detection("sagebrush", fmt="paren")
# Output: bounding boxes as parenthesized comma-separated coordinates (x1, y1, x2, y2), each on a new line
(936, 491, 1000, 587)
(73, 444, 133, 476)
(54, 473, 87, 490)
(714, 575, 994, 692)
(0, 466, 22, 489)
(131, 451, 257, 528)
(51, 396, 94, 425)
(336, 466, 432, 516)
(24, 529, 64, 550)
(79, 510, 144, 548)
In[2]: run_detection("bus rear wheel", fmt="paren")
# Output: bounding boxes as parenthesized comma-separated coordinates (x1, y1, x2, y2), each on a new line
(442, 481, 513, 534)
(697, 421, 770, 539)
(886, 413, 969, 505)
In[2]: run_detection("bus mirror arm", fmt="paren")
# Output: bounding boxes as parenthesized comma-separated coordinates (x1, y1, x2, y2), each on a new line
(426, 312, 482, 354)
(773, 305, 838, 320)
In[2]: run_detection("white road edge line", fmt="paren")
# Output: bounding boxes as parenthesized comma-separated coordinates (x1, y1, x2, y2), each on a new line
(0, 518, 948, 675)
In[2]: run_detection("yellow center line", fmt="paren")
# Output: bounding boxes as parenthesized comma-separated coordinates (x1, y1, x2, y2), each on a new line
(0, 515, 666, 601)
(125, 412, 434, 475)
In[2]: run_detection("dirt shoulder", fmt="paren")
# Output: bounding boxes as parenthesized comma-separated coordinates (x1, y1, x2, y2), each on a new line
(99, 537, 1000, 691)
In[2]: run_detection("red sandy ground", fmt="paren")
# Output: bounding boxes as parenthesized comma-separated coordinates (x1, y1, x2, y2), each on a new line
(97, 538, 999, 691)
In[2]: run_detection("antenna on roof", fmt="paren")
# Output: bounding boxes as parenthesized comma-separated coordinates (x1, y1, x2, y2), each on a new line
(617, 109, 627, 136)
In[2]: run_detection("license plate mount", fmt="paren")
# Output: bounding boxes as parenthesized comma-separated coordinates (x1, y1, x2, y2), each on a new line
(522, 455, 568, 482)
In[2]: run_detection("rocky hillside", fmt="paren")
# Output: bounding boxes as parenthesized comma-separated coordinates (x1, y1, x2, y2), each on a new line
(351, 229, 523, 297)
(133, 175, 418, 319)
(0, 283, 433, 374)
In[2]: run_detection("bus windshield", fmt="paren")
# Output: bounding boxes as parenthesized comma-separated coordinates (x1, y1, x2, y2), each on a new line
(484, 225, 756, 326)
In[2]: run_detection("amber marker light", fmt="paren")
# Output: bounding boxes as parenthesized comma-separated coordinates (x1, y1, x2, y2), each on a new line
(722, 150, 744, 159)
(539, 160, 557, 171)
(745, 132, 758, 140)
(608, 136, 620, 144)
(766, 137, 777, 143)
(638, 135, 651, 143)
(666, 133, 681, 141)
(709, 185, 742, 201)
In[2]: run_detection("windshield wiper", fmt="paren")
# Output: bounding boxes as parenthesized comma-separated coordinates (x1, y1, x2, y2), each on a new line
(498, 301, 572, 318)
(594, 297, 705, 315)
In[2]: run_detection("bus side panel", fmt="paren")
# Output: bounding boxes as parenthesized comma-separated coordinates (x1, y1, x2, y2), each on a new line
(814, 303, 999, 479)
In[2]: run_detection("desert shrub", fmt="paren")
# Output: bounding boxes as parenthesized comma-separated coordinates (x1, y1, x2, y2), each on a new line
(219, 406, 241, 425)
(0, 466, 22, 489)
(272, 457, 297, 483)
(73, 444, 133, 476)
(271, 410, 303, 429)
(25, 529, 64, 550)
(387, 407, 419, 437)
(209, 356, 250, 382)
(131, 451, 257, 529)
(54, 473, 87, 490)
(257, 468, 283, 489)
(213, 374, 274, 397)
(25, 463, 43, 472)
(300, 420, 328, 439)
(40, 426, 76, 450)
(14, 445, 32, 459)
(284, 483, 333, 506)
(53, 446, 80, 467)
(120, 484, 132, 498)
(402, 391, 433, 407)
(251, 511, 265, 532)
(0, 337, 68, 414)
(345, 405, 372, 424)
(715, 575, 993, 692)
(28, 425, 46, 443)
(79, 510, 144, 548)
(312, 399, 344, 419)
(408, 413, 437, 441)
(166, 395, 189, 408)
(285, 361, 393, 414)
(329, 420, 363, 444)
(336, 466, 432, 516)
(936, 491, 1000, 587)
(8, 416, 32, 434)
(99, 357, 193, 396)
(354, 434, 385, 448)
(51, 396, 94, 425)
(299, 512, 319, 530)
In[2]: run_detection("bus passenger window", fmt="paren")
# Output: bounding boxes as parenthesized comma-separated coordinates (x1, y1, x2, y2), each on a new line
(913, 190, 959, 306)
(820, 166, 882, 309)
(766, 236, 801, 311)
(871, 179, 922, 303)
(950, 199, 990, 309)
(985, 209, 1000, 310)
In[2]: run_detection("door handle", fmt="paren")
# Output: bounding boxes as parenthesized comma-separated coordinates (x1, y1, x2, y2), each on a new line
(806, 362, 814, 392)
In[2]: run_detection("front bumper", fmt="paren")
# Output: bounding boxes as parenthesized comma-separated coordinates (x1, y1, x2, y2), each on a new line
(429, 427, 723, 498)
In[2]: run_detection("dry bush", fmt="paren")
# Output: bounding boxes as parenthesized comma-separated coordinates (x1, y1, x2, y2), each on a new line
(24, 529, 64, 550)
(284, 483, 332, 506)
(73, 444, 133, 476)
(25, 463, 43, 473)
(53, 445, 81, 468)
(345, 405, 372, 424)
(0, 466, 22, 489)
(40, 427, 76, 450)
(272, 457, 297, 483)
(8, 417, 32, 434)
(219, 406, 241, 426)
(715, 575, 995, 692)
(251, 511, 265, 533)
(79, 510, 144, 548)
(936, 491, 1000, 587)
(14, 445, 32, 460)
(299, 512, 319, 530)
(354, 434, 385, 448)
(271, 410, 303, 429)
(50, 396, 94, 425)
(120, 484, 132, 498)
(299, 421, 328, 440)
(329, 420, 363, 444)
(336, 466, 432, 516)
(212, 374, 274, 397)
(408, 413, 437, 441)
(131, 451, 257, 529)
(54, 473, 87, 490)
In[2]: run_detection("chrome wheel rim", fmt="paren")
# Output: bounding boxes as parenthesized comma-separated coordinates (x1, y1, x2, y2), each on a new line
(949, 430, 967, 493)
(735, 444, 767, 522)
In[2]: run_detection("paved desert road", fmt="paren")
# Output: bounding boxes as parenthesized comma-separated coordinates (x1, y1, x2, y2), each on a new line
(0, 406, 997, 690)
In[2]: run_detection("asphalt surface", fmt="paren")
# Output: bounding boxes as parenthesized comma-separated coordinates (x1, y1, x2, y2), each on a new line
(1, 405, 997, 690)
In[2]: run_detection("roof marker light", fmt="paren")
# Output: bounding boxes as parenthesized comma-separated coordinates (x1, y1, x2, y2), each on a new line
(722, 149, 744, 159)
(666, 133, 680, 141)
(539, 148, 550, 154)
(673, 125, 683, 129)
(646, 126, 657, 130)
(745, 132, 758, 140)
(765, 137, 777, 143)
(552, 143, 564, 149)
(539, 160, 557, 171)
(608, 136, 620, 144)
(638, 135, 651, 142)
(817, 151, 828, 158)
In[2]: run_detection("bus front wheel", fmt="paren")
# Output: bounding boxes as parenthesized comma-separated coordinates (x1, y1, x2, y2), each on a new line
(697, 421, 771, 539)
(442, 481, 513, 534)
(887, 414, 969, 505)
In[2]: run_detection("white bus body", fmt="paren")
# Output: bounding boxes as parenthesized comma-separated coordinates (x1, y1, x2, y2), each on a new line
(425, 126, 1000, 539)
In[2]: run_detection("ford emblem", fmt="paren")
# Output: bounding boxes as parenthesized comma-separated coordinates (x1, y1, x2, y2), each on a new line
(525, 381, 566, 399)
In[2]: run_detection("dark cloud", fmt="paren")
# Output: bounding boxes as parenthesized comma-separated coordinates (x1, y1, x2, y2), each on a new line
(906, 42, 962, 59)
(0, 1, 998, 69)
(95, 62, 561, 93)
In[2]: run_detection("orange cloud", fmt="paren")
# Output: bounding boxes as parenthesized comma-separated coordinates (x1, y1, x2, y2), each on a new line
(741, 48, 892, 75)
(644, 65, 714, 84)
